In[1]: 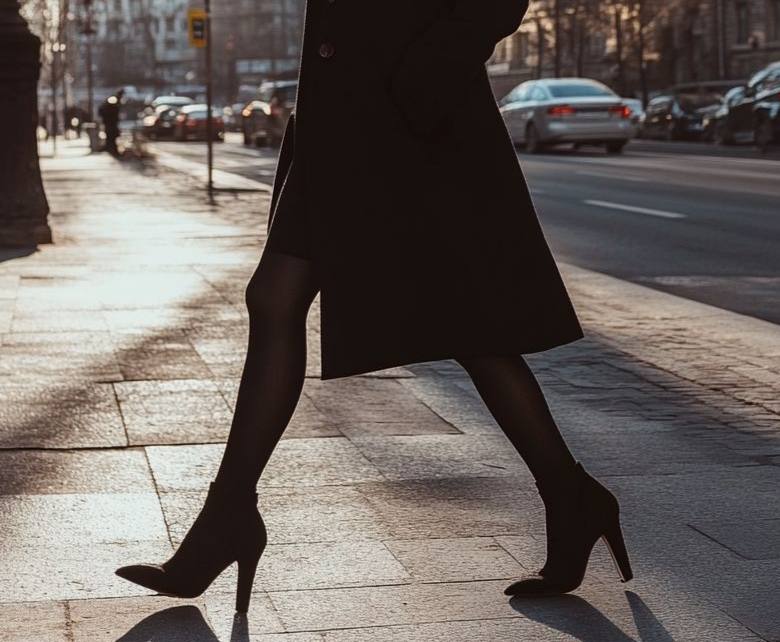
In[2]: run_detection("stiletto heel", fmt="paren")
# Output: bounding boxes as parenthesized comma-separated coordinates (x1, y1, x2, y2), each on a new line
(602, 520, 633, 582)
(116, 482, 267, 610)
(505, 462, 633, 597)
(235, 552, 261, 613)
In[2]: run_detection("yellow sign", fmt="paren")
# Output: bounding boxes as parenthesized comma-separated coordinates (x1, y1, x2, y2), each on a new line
(188, 9, 207, 48)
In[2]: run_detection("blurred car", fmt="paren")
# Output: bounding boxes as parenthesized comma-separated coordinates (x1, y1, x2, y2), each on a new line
(622, 98, 645, 127)
(222, 102, 246, 132)
(150, 95, 194, 110)
(173, 104, 225, 141)
(499, 78, 635, 153)
(640, 92, 722, 140)
(706, 61, 780, 150)
(242, 80, 298, 147)
(139, 104, 183, 139)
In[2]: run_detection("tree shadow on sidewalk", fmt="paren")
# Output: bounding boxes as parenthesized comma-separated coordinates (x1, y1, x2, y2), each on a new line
(510, 591, 675, 642)
(117, 605, 250, 642)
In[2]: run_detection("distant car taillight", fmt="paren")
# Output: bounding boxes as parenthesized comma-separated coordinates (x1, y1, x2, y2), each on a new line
(547, 105, 576, 117)
(609, 105, 631, 119)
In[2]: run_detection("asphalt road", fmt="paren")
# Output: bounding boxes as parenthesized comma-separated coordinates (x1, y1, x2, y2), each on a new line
(152, 133, 780, 325)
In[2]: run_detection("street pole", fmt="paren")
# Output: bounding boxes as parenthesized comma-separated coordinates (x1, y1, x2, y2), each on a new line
(205, 0, 213, 194)
(51, 43, 58, 155)
(0, 0, 52, 246)
(86, 34, 93, 120)
(83, 0, 95, 121)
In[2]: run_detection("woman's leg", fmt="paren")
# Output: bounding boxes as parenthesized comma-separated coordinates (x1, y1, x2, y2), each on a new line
(456, 355, 577, 490)
(214, 251, 319, 491)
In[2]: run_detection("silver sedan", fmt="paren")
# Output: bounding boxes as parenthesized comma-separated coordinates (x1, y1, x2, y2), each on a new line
(499, 78, 637, 153)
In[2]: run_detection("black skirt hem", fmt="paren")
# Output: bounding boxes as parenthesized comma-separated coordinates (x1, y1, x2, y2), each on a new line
(319, 328, 585, 380)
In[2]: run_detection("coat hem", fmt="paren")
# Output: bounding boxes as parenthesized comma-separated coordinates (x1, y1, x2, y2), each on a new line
(318, 328, 586, 380)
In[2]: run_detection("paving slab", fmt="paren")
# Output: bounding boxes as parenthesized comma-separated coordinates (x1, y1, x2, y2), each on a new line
(384, 536, 526, 582)
(0, 601, 68, 642)
(68, 597, 209, 642)
(160, 486, 391, 546)
(146, 439, 386, 492)
(0, 449, 153, 495)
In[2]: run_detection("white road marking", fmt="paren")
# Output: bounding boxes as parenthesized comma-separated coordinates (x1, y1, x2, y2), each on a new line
(577, 170, 648, 182)
(584, 199, 687, 219)
(577, 170, 648, 183)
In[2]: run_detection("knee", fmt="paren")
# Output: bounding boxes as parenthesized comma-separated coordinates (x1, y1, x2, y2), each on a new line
(244, 276, 298, 330)
(244, 278, 276, 326)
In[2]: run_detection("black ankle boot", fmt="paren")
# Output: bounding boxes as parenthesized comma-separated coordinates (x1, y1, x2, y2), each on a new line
(116, 482, 267, 613)
(505, 462, 632, 597)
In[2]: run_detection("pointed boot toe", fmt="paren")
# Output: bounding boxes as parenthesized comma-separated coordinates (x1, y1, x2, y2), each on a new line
(114, 482, 267, 611)
(115, 563, 168, 592)
(504, 574, 578, 597)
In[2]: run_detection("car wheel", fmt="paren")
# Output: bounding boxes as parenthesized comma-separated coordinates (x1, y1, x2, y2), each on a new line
(755, 119, 773, 153)
(713, 123, 734, 146)
(525, 123, 544, 154)
(243, 131, 251, 146)
(605, 141, 626, 154)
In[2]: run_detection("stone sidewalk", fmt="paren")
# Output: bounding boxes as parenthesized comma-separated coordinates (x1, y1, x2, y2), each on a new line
(1, 140, 778, 641)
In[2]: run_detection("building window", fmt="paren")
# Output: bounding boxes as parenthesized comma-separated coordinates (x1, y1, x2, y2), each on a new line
(735, 1, 750, 44)
(770, 0, 780, 40)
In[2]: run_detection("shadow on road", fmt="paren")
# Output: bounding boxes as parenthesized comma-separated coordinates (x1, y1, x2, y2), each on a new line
(510, 591, 674, 641)
(116, 604, 250, 642)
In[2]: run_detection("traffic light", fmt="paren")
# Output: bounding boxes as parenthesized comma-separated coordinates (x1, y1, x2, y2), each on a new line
(188, 9, 207, 48)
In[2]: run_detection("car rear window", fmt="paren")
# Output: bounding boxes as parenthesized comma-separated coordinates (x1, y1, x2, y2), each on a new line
(547, 83, 614, 98)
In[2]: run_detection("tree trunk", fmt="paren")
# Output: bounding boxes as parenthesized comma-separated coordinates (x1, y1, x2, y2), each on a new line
(554, 0, 561, 77)
(0, 0, 51, 246)
(536, 17, 545, 79)
(614, 6, 624, 95)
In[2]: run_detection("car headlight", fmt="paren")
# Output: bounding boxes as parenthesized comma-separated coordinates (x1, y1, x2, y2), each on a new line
(143, 116, 156, 126)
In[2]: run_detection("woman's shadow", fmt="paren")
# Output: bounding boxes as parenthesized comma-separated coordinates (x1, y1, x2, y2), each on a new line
(116, 605, 249, 642)
(510, 590, 675, 642)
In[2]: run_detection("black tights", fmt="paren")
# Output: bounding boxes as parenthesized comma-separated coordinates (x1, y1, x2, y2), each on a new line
(215, 252, 576, 493)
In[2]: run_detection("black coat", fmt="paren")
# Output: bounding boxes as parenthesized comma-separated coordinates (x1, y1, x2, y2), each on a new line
(268, 0, 583, 380)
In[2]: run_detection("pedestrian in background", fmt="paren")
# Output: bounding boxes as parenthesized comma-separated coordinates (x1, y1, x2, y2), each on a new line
(98, 89, 124, 156)
(116, 0, 633, 610)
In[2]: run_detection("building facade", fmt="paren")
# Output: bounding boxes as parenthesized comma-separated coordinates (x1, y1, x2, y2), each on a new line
(488, 0, 780, 99)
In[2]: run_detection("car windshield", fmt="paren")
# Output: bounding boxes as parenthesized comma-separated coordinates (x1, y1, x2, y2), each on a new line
(546, 83, 614, 98)
(676, 93, 721, 111)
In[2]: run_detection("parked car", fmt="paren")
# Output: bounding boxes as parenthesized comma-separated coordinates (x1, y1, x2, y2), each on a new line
(622, 98, 645, 127)
(139, 104, 183, 139)
(705, 61, 780, 150)
(222, 102, 246, 132)
(242, 80, 297, 147)
(499, 78, 635, 153)
(173, 104, 225, 141)
(640, 92, 722, 140)
(150, 95, 194, 110)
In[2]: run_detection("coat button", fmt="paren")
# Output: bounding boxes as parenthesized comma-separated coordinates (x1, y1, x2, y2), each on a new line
(318, 42, 335, 59)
